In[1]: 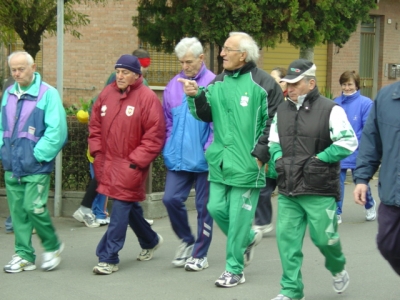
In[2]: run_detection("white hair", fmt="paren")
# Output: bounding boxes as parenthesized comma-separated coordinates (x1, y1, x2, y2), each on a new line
(229, 32, 260, 63)
(8, 51, 35, 66)
(174, 37, 204, 59)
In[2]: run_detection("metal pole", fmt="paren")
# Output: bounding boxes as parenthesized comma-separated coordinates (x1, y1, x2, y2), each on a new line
(54, 0, 64, 217)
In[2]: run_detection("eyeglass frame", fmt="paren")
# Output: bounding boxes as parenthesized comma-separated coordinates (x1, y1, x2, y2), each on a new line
(221, 46, 242, 53)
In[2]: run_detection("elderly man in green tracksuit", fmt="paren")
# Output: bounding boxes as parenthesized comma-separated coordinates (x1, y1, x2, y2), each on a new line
(178, 31, 284, 287)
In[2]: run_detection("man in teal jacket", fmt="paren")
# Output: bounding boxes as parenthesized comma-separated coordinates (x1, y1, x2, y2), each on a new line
(179, 32, 283, 287)
(1, 51, 67, 273)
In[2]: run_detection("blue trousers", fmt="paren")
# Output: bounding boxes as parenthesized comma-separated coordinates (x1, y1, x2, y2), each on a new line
(162, 170, 213, 258)
(377, 202, 400, 275)
(96, 200, 159, 264)
(254, 178, 277, 226)
(89, 163, 107, 219)
(337, 169, 375, 215)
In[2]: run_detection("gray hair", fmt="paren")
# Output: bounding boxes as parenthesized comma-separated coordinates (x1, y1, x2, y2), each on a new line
(174, 37, 204, 59)
(229, 32, 259, 63)
(8, 51, 34, 66)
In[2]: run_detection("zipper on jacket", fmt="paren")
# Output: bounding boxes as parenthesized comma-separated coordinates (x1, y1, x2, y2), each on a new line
(288, 108, 299, 195)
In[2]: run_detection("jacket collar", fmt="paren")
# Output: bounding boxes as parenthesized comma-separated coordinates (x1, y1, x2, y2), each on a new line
(224, 61, 256, 77)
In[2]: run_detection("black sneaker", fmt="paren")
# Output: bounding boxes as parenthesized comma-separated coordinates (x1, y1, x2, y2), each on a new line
(215, 271, 245, 288)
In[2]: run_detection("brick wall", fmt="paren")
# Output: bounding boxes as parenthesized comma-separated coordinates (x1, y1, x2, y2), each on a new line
(43, 0, 140, 105)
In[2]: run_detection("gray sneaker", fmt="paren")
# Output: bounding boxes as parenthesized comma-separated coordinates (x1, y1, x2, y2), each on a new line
(93, 262, 119, 275)
(137, 234, 163, 261)
(83, 213, 100, 228)
(333, 269, 350, 293)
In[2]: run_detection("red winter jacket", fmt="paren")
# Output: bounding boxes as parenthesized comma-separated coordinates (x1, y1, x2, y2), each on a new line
(89, 77, 165, 201)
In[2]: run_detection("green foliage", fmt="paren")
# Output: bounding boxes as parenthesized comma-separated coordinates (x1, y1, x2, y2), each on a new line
(64, 98, 92, 116)
(321, 87, 334, 100)
(134, 0, 377, 63)
(0, 0, 114, 59)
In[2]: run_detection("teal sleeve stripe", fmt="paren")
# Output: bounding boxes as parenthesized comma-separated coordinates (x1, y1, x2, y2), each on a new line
(187, 88, 204, 121)
(317, 145, 353, 163)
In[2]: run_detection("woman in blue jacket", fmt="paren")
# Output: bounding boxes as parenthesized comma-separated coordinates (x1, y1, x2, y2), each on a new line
(334, 71, 376, 224)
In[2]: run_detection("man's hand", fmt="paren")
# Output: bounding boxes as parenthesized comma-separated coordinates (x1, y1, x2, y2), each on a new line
(177, 78, 199, 97)
(255, 158, 263, 169)
(353, 184, 368, 205)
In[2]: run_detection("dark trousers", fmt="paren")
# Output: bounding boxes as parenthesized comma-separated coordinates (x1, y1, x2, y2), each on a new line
(254, 178, 277, 226)
(96, 200, 159, 264)
(376, 202, 400, 276)
(162, 170, 213, 258)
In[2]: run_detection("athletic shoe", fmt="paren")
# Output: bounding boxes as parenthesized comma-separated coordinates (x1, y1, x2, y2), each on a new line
(96, 217, 110, 225)
(215, 271, 245, 288)
(41, 243, 64, 271)
(184, 257, 209, 271)
(172, 242, 194, 267)
(337, 215, 342, 224)
(333, 269, 350, 293)
(72, 208, 85, 223)
(4, 254, 36, 273)
(253, 223, 274, 235)
(244, 230, 263, 267)
(83, 213, 100, 228)
(271, 294, 305, 300)
(137, 234, 163, 261)
(365, 200, 377, 221)
(145, 219, 154, 226)
(93, 262, 119, 275)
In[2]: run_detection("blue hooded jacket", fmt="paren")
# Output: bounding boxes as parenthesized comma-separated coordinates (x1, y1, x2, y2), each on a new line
(334, 90, 373, 169)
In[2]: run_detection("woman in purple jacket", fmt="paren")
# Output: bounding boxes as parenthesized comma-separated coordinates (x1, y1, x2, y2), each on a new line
(334, 70, 376, 224)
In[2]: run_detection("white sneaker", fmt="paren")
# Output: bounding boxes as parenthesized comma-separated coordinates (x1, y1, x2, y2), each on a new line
(4, 254, 36, 273)
(172, 242, 194, 267)
(184, 257, 209, 271)
(96, 217, 110, 225)
(72, 209, 85, 223)
(244, 230, 263, 267)
(271, 294, 305, 300)
(253, 223, 274, 235)
(333, 269, 350, 293)
(41, 243, 64, 271)
(83, 213, 100, 228)
(145, 219, 154, 226)
(365, 200, 377, 221)
(337, 215, 342, 224)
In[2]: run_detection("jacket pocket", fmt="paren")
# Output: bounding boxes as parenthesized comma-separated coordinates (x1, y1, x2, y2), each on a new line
(111, 157, 143, 191)
(303, 157, 331, 190)
(1, 144, 12, 170)
(19, 140, 42, 174)
(275, 158, 286, 189)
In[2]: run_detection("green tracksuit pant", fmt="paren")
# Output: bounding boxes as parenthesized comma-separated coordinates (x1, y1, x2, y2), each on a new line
(277, 194, 346, 299)
(5, 172, 61, 263)
(207, 182, 260, 274)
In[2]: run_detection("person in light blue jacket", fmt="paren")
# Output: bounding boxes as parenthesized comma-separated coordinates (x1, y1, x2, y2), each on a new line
(162, 37, 215, 271)
(1, 51, 67, 273)
(334, 70, 376, 224)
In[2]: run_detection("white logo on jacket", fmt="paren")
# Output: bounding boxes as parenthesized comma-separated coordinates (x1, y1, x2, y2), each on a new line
(101, 105, 107, 117)
(240, 95, 249, 107)
(126, 105, 135, 117)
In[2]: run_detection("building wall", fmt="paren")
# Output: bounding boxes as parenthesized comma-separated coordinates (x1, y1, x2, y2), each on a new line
(43, 0, 140, 105)
(328, 0, 400, 99)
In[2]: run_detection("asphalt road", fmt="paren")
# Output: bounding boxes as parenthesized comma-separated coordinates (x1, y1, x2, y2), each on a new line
(0, 178, 398, 300)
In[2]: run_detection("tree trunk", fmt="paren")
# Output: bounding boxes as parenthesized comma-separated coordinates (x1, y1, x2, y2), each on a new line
(299, 47, 314, 62)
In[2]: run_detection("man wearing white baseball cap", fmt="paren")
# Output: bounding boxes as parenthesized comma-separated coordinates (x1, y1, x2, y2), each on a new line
(269, 59, 358, 300)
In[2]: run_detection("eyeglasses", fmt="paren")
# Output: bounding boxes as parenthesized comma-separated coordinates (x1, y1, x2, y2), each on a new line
(221, 46, 242, 53)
